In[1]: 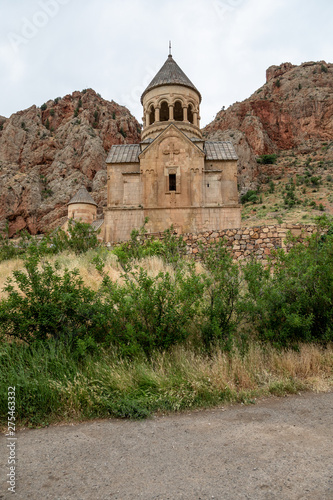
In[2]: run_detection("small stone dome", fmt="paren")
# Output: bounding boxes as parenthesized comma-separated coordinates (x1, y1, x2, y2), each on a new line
(67, 187, 97, 224)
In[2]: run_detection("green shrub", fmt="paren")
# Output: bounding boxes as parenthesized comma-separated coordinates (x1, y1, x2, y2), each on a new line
(0, 250, 109, 345)
(242, 230, 333, 347)
(0, 223, 32, 261)
(283, 180, 298, 208)
(241, 190, 259, 204)
(41, 103, 47, 111)
(113, 219, 187, 270)
(199, 239, 241, 350)
(101, 265, 204, 356)
(257, 154, 278, 165)
(310, 176, 321, 186)
(50, 219, 101, 255)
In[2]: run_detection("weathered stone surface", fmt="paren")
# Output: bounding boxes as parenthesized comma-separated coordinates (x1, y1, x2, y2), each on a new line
(204, 61, 333, 192)
(0, 89, 141, 235)
(180, 224, 317, 262)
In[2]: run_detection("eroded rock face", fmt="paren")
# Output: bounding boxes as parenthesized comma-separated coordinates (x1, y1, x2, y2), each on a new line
(0, 89, 141, 236)
(204, 61, 333, 189)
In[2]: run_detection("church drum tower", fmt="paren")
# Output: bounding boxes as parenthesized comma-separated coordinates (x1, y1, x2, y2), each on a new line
(104, 52, 241, 243)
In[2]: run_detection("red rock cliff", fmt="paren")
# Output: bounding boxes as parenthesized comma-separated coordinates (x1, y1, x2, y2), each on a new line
(204, 61, 333, 189)
(0, 89, 141, 236)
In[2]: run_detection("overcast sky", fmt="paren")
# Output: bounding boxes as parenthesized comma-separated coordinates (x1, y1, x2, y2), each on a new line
(1, 0, 333, 127)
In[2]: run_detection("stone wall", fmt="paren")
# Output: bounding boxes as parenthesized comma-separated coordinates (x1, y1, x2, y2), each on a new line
(182, 224, 317, 261)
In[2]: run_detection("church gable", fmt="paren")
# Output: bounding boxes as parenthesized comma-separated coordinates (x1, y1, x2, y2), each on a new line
(139, 124, 205, 209)
(139, 123, 204, 162)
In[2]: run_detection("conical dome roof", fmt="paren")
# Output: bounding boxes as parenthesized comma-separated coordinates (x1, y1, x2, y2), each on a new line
(141, 55, 201, 104)
(67, 187, 97, 206)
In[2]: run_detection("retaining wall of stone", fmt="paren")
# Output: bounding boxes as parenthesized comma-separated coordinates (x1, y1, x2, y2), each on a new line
(182, 224, 317, 261)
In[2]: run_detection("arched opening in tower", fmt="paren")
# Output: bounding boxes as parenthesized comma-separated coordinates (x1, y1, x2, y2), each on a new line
(174, 101, 183, 121)
(188, 104, 194, 124)
(160, 101, 169, 121)
(149, 105, 155, 125)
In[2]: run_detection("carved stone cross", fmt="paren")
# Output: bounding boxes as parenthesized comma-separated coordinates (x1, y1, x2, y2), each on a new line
(163, 143, 180, 162)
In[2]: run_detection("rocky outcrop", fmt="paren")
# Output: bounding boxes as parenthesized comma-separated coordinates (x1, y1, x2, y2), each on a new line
(0, 89, 141, 236)
(204, 61, 333, 190)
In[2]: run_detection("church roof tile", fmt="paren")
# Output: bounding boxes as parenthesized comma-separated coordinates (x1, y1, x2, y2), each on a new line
(141, 55, 201, 103)
(91, 219, 104, 231)
(204, 141, 238, 161)
(67, 187, 98, 206)
(106, 144, 141, 163)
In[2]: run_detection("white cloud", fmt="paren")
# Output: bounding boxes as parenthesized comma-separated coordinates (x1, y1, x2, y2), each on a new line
(0, 0, 332, 125)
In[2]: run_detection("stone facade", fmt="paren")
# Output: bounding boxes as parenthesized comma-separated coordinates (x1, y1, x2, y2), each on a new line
(104, 53, 241, 243)
(67, 202, 97, 225)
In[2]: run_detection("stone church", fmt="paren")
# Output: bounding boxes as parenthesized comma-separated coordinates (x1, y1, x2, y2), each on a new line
(68, 52, 241, 242)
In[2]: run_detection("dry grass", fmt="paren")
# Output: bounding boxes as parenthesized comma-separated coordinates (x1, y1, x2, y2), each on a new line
(118, 343, 332, 399)
(81, 343, 333, 400)
(0, 257, 24, 299)
(0, 252, 206, 297)
(34, 342, 332, 426)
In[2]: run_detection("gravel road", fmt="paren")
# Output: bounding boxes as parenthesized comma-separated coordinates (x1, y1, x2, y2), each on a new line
(1, 392, 332, 500)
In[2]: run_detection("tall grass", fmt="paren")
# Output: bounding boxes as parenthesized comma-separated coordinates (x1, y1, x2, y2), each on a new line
(1, 341, 332, 428)
(1, 236, 333, 428)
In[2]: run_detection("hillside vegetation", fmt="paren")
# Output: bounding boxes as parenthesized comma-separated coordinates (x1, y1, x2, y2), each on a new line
(241, 148, 333, 226)
(0, 222, 332, 427)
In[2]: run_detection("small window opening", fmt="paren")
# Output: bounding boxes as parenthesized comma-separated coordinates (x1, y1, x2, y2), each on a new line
(188, 104, 194, 124)
(149, 105, 155, 125)
(160, 101, 169, 121)
(174, 101, 183, 121)
(169, 173, 176, 191)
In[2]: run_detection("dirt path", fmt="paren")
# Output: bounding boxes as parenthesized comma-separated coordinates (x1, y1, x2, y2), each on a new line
(1, 392, 332, 500)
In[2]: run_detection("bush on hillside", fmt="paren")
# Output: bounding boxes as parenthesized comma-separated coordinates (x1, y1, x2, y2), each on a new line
(49, 219, 101, 255)
(256, 154, 278, 165)
(112, 219, 187, 269)
(200, 239, 242, 350)
(100, 264, 205, 356)
(0, 248, 108, 345)
(242, 229, 333, 347)
(241, 190, 259, 204)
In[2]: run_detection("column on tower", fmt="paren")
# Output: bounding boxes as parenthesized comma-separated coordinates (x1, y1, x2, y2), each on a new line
(169, 104, 174, 121)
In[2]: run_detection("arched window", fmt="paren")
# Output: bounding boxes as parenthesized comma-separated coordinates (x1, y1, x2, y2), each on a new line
(160, 101, 169, 122)
(174, 101, 183, 121)
(149, 105, 155, 125)
(188, 104, 194, 124)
